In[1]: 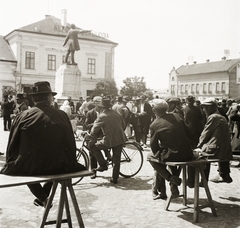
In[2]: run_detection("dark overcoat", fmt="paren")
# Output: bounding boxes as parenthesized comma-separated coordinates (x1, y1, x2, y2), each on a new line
(1, 101, 85, 175)
(148, 113, 193, 162)
(198, 112, 233, 160)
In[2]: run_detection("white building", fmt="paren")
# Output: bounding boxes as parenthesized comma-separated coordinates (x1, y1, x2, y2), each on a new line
(169, 58, 240, 101)
(0, 12, 118, 102)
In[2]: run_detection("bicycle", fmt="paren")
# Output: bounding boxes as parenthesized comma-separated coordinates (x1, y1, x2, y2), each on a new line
(72, 135, 144, 185)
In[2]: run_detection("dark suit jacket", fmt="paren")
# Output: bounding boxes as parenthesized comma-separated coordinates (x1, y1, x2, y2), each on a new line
(149, 113, 193, 162)
(198, 112, 232, 160)
(90, 109, 127, 148)
(137, 101, 154, 133)
(1, 101, 86, 175)
(83, 108, 98, 131)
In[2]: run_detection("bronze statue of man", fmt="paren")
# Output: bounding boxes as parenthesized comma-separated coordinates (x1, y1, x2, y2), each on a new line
(62, 24, 91, 65)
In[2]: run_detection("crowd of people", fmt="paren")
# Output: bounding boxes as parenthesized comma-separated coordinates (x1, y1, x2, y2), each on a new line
(0, 82, 239, 207)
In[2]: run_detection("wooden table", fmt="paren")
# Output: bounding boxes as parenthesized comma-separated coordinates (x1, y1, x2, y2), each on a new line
(0, 170, 93, 228)
(164, 159, 220, 223)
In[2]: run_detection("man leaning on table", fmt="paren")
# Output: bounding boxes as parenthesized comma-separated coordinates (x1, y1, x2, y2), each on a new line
(187, 97, 233, 188)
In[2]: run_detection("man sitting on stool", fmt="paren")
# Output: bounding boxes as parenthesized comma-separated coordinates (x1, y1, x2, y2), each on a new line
(88, 98, 127, 184)
(147, 99, 193, 197)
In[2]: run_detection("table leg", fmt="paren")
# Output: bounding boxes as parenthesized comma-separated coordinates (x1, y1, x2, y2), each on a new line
(193, 167, 200, 223)
(67, 180, 85, 228)
(199, 168, 217, 217)
(182, 166, 187, 206)
(64, 188, 73, 228)
(40, 182, 58, 228)
(56, 181, 67, 228)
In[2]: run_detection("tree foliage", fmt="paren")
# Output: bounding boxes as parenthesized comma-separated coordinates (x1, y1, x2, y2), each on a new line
(120, 76, 148, 98)
(92, 78, 118, 97)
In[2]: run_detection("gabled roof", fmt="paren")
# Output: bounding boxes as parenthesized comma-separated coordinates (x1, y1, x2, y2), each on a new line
(0, 35, 17, 62)
(5, 15, 118, 45)
(176, 58, 240, 75)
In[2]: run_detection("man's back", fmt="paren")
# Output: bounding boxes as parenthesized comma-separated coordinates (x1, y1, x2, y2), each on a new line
(1, 104, 85, 175)
(150, 113, 193, 161)
(198, 112, 232, 160)
(184, 104, 203, 133)
(91, 109, 127, 148)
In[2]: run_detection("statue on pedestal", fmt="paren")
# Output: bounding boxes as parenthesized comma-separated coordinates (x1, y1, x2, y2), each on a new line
(62, 24, 91, 65)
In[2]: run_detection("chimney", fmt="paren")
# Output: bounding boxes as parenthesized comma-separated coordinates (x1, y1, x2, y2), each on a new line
(61, 9, 67, 27)
(206, 59, 210, 62)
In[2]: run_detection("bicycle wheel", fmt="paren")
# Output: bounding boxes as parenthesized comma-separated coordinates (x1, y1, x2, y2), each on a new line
(119, 141, 144, 178)
(72, 148, 89, 185)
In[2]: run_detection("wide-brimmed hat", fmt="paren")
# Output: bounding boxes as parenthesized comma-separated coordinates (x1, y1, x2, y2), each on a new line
(201, 97, 217, 106)
(98, 98, 112, 108)
(16, 93, 24, 100)
(30, 81, 57, 96)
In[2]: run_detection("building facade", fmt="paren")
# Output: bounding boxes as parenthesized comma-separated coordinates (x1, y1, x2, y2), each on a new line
(0, 13, 118, 102)
(169, 58, 240, 101)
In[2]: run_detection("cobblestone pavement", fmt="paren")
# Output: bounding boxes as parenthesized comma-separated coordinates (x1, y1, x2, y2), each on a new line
(0, 118, 240, 228)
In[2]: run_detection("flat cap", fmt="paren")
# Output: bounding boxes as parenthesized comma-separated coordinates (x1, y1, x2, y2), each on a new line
(201, 97, 217, 106)
(164, 96, 181, 103)
(152, 99, 169, 111)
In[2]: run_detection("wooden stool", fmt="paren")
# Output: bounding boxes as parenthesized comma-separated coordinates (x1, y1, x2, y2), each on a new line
(164, 160, 218, 222)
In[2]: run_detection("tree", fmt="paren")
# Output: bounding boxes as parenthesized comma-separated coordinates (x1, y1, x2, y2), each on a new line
(92, 78, 118, 97)
(120, 76, 147, 97)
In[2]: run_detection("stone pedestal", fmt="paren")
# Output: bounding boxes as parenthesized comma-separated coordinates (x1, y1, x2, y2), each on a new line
(55, 64, 82, 104)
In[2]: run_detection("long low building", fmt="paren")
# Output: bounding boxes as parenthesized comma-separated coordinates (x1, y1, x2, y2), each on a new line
(169, 57, 240, 101)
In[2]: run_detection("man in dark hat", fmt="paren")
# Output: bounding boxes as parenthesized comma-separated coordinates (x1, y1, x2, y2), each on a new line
(62, 24, 91, 65)
(88, 98, 127, 184)
(1, 81, 86, 208)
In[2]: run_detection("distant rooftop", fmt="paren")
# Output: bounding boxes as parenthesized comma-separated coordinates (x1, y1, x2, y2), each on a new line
(0, 35, 16, 62)
(177, 58, 240, 75)
(5, 15, 117, 45)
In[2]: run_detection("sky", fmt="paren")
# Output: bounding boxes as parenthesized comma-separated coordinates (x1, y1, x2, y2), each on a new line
(0, 0, 239, 91)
